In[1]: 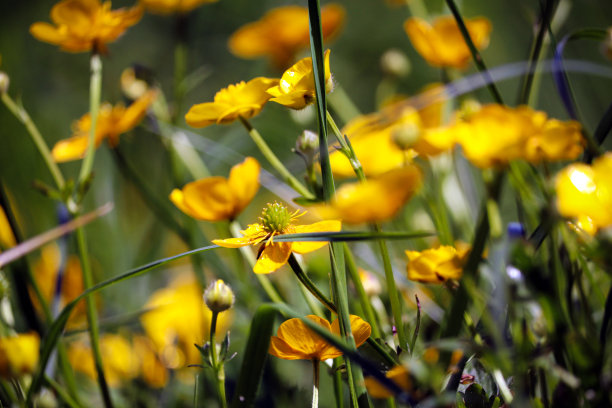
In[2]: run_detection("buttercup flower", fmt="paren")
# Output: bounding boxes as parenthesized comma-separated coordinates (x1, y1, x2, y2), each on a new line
(405, 243, 470, 283)
(315, 166, 422, 224)
(170, 157, 260, 222)
(0, 333, 40, 379)
(52, 90, 156, 162)
(453, 104, 583, 168)
(140, 0, 217, 15)
(364, 365, 412, 399)
(229, 4, 345, 69)
(185, 77, 279, 128)
(0, 206, 16, 251)
(30, 0, 143, 54)
(269, 315, 371, 361)
(266, 49, 333, 110)
(555, 152, 612, 235)
(213, 202, 341, 274)
(404, 16, 491, 69)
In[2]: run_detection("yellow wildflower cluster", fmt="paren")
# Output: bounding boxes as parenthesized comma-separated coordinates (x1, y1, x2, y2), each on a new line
(0, 333, 40, 379)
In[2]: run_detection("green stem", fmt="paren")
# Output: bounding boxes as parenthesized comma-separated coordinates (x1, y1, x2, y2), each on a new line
(209, 311, 228, 408)
(405, 0, 428, 18)
(78, 53, 103, 187)
(238, 116, 314, 200)
(75, 226, 113, 408)
(44, 375, 82, 408)
(312, 359, 320, 408)
(326, 111, 366, 181)
(288, 253, 337, 314)
(1, 92, 65, 191)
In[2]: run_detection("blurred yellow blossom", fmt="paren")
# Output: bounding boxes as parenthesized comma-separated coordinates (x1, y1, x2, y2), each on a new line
(141, 276, 232, 369)
(454, 104, 583, 168)
(365, 365, 412, 399)
(269, 315, 370, 361)
(170, 157, 260, 222)
(229, 4, 345, 69)
(267, 49, 333, 110)
(213, 203, 341, 274)
(404, 15, 491, 69)
(30, 0, 143, 54)
(140, 0, 217, 15)
(133, 336, 168, 388)
(185, 77, 279, 128)
(0, 205, 16, 250)
(52, 90, 156, 162)
(315, 166, 422, 224)
(0, 333, 40, 379)
(555, 152, 612, 235)
(405, 243, 470, 283)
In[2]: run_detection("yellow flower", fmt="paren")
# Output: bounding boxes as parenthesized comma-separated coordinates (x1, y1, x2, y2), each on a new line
(68, 334, 139, 387)
(364, 365, 412, 399)
(52, 90, 157, 162)
(266, 49, 333, 110)
(228, 4, 345, 69)
(185, 77, 279, 128)
(404, 15, 492, 69)
(555, 152, 612, 234)
(269, 314, 371, 361)
(454, 104, 583, 168)
(315, 166, 422, 224)
(170, 157, 260, 221)
(132, 336, 168, 388)
(405, 243, 470, 283)
(0, 205, 16, 251)
(0, 333, 40, 379)
(139, 0, 217, 15)
(30, 0, 143, 54)
(213, 203, 341, 274)
(140, 275, 232, 368)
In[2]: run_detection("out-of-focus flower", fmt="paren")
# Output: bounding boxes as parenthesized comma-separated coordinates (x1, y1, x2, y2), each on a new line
(141, 276, 232, 369)
(0, 333, 40, 379)
(213, 202, 341, 274)
(380, 49, 411, 78)
(52, 90, 156, 162)
(359, 268, 382, 297)
(405, 243, 470, 283)
(140, 0, 217, 15)
(30, 0, 143, 54)
(120, 66, 152, 100)
(555, 152, 612, 235)
(454, 104, 583, 168)
(602, 27, 612, 61)
(315, 166, 422, 224)
(269, 315, 370, 361)
(133, 336, 168, 388)
(68, 334, 139, 387)
(364, 365, 412, 399)
(0, 71, 9, 94)
(204, 279, 235, 313)
(185, 77, 278, 128)
(404, 15, 491, 69)
(0, 206, 16, 250)
(170, 157, 260, 222)
(229, 4, 345, 69)
(267, 49, 333, 110)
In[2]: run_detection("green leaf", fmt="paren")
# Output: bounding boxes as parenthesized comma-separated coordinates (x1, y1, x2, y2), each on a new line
(463, 384, 488, 408)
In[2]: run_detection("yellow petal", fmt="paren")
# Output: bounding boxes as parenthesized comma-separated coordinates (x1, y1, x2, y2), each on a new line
(269, 315, 334, 360)
(0, 206, 16, 249)
(115, 90, 156, 134)
(330, 315, 371, 348)
(269, 336, 312, 360)
(365, 365, 412, 399)
(228, 157, 260, 215)
(169, 188, 200, 220)
(253, 242, 292, 274)
(29, 22, 68, 46)
(181, 177, 235, 221)
(51, 134, 92, 162)
(213, 223, 267, 248)
(290, 220, 342, 254)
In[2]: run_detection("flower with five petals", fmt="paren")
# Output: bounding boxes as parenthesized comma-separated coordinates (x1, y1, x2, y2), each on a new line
(212, 202, 341, 274)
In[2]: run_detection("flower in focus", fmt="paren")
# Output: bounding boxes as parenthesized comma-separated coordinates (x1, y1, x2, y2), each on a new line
(213, 202, 341, 274)
(555, 152, 612, 235)
(0, 333, 40, 379)
(0, 205, 16, 251)
(68, 334, 139, 387)
(405, 243, 470, 283)
(185, 77, 279, 128)
(228, 4, 345, 69)
(315, 166, 422, 224)
(170, 157, 260, 222)
(269, 315, 371, 361)
(454, 104, 583, 168)
(141, 276, 232, 369)
(267, 49, 333, 110)
(140, 0, 217, 15)
(364, 365, 412, 399)
(404, 15, 491, 69)
(30, 0, 143, 54)
(52, 90, 157, 162)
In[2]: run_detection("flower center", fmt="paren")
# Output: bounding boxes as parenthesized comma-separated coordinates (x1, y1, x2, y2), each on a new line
(259, 202, 292, 233)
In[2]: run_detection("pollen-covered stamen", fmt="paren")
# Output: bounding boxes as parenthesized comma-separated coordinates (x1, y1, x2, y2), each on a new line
(259, 202, 292, 234)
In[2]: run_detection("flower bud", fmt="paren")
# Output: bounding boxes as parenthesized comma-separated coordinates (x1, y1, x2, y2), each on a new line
(392, 122, 421, 150)
(0, 72, 9, 94)
(295, 130, 319, 164)
(380, 49, 411, 78)
(120, 66, 150, 100)
(204, 279, 235, 313)
(457, 98, 481, 120)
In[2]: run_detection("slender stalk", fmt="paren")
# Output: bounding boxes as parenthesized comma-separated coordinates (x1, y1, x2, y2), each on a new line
(332, 359, 344, 408)
(44, 375, 82, 408)
(75, 226, 113, 408)
(312, 359, 320, 408)
(288, 253, 337, 313)
(78, 53, 103, 186)
(238, 116, 314, 200)
(209, 311, 228, 408)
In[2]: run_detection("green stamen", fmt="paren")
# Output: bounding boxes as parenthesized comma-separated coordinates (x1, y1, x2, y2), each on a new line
(259, 202, 291, 233)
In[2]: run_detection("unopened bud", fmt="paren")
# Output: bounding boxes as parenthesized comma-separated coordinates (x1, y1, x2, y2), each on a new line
(204, 279, 235, 313)
(121, 66, 150, 100)
(392, 122, 421, 150)
(0, 72, 9, 94)
(295, 130, 319, 163)
(380, 49, 411, 78)
(458, 99, 482, 120)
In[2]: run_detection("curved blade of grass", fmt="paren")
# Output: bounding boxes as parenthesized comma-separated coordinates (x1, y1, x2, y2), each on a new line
(587, 101, 612, 163)
(26, 244, 219, 403)
(271, 230, 432, 243)
(230, 304, 278, 408)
